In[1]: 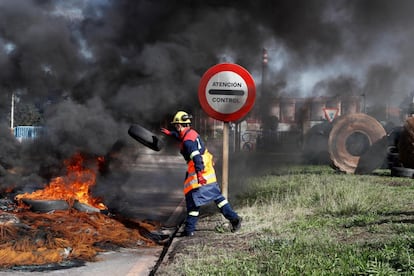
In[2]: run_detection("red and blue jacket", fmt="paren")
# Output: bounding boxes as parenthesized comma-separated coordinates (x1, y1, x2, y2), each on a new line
(176, 127, 217, 195)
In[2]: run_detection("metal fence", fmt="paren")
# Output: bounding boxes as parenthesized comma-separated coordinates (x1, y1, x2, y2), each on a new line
(14, 126, 44, 141)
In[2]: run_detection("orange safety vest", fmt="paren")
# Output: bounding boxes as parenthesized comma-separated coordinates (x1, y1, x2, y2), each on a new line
(183, 149, 217, 195)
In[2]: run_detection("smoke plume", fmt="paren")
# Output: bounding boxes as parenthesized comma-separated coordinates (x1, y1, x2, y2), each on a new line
(1, 0, 413, 198)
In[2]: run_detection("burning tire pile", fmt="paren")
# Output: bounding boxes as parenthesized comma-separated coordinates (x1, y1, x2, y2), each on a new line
(0, 150, 169, 271)
(0, 207, 163, 270)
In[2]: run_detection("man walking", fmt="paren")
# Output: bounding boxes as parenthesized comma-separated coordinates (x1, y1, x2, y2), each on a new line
(161, 111, 242, 236)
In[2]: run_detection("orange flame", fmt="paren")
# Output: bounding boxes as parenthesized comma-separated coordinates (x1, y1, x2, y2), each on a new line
(16, 153, 107, 210)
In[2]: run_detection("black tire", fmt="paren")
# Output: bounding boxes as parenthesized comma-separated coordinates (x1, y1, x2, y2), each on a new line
(398, 118, 414, 168)
(355, 136, 388, 174)
(22, 199, 70, 212)
(391, 167, 414, 178)
(128, 124, 164, 151)
(73, 200, 101, 213)
(302, 121, 332, 165)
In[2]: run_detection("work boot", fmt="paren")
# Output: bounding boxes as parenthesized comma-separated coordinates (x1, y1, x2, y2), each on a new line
(230, 217, 242, 232)
(178, 231, 195, 237)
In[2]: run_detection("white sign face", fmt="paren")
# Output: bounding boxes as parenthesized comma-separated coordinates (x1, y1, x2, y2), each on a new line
(205, 71, 248, 114)
(323, 108, 339, 122)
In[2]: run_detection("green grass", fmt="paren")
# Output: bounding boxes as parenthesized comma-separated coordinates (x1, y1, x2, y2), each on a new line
(159, 165, 414, 275)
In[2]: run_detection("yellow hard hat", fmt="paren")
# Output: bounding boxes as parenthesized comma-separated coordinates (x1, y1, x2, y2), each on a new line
(171, 111, 192, 124)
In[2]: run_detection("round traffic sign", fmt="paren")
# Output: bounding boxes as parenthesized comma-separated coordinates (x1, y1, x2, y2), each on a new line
(198, 63, 256, 122)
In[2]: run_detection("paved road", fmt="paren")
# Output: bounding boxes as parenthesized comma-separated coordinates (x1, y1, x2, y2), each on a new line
(0, 150, 186, 276)
(1, 247, 163, 276)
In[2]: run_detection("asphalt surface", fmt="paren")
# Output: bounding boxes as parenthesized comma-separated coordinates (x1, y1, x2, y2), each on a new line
(0, 149, 187, 276)
(1, 247, 164, 276)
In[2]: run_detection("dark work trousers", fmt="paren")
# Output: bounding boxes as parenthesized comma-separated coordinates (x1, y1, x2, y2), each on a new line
(184, 188, 239, 234)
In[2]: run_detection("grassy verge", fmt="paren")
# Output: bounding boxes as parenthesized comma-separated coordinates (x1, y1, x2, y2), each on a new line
(158, 165, 414, 275)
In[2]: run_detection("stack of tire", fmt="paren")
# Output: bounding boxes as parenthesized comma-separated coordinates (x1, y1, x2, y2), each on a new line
(328, 113, 387, 174)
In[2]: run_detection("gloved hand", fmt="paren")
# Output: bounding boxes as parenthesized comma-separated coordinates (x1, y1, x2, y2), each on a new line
(160, 128, 171, 136)
(197, 171, 207, 185)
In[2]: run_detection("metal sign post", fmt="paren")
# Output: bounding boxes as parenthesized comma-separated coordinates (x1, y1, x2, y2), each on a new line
(222, 122, 229, 198)
(198, 63, 256, 197)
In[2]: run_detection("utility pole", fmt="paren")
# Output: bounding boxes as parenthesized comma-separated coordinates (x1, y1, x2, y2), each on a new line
(261, 48, 268, 98)
(260, 48, 269, 148)
(10, 92, 14, 131)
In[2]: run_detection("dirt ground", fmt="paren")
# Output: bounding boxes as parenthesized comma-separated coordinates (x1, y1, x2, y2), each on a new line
(154, 151, 303, 275)
(155, 205, 250, 275)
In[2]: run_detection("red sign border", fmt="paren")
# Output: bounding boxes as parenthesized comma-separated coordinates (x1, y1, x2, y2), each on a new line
(198, 63, 256, 122)
(323, 107, 339, 122)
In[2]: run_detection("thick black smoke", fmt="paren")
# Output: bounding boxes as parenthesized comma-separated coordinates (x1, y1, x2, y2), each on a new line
(1, 0, 413, 194)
